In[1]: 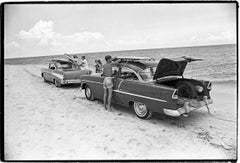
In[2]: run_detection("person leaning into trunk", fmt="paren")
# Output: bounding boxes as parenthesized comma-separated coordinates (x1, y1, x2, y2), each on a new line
(103, 55, 120, 111)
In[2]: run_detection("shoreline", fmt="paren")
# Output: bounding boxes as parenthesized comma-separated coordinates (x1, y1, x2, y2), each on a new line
(4, 64, 237, 86)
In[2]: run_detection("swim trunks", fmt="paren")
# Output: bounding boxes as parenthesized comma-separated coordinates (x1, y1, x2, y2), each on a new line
(103, 77, 113, 89)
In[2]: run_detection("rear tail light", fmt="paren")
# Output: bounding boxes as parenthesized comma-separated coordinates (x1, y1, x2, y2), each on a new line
(207, 82, 212, 89)
(172, 89, 178, 99)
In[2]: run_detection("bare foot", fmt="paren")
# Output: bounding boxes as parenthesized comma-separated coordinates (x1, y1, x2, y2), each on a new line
(108, 106, 114, 112)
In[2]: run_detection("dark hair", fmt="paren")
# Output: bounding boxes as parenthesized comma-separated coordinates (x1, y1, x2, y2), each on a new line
(81, 56, 86, 59)
(105, 55, 112, 61)
(73, 55, 78, 58)
(98, 60, 102, 65)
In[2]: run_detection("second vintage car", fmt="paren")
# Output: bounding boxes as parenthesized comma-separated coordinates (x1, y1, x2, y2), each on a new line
(80, 56, 213, 119)
(41, 57, 91, 87)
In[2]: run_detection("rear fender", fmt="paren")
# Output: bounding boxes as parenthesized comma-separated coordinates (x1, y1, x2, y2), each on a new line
(81, 82, 87, 89)
(119, 81, 178, 112)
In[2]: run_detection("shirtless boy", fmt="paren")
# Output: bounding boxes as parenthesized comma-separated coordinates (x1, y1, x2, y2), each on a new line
(103, 55, 120, 111)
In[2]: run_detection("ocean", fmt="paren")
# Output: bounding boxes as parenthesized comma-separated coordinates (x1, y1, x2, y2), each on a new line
(5, 44, 237, 83)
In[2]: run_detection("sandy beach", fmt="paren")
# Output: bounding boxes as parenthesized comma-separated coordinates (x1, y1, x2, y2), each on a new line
(4, 64, 237, 160)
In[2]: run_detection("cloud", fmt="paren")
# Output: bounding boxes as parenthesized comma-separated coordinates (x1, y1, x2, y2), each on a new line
(18, 20, 56, 46)
(17, 20, 105, 51)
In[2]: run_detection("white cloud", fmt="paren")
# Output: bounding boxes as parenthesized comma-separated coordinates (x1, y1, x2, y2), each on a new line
(17, 20, 105, 51)
(18, 20, 56, 46)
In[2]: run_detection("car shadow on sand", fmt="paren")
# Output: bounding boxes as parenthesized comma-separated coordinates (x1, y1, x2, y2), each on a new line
(60, 84, 81, 89)
(110, 102, 211, 128)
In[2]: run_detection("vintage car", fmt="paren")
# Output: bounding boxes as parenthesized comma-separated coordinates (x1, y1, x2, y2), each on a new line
(41, 58, 91, 87)
(80, 56, 213, 119)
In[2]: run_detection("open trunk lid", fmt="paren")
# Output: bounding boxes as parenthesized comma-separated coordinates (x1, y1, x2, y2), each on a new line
(153, 56, 203, 80)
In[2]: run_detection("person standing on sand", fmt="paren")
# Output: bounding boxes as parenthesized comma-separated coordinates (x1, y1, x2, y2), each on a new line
(73, 55, 80, 69)
(103, 55, 120, 111)
(79, 56, 89, 70)
(95, 60, 103, 73)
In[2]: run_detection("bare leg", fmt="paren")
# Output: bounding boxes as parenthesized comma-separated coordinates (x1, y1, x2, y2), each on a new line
(103, 88, 107, 109)
(107, 88, 113, 110)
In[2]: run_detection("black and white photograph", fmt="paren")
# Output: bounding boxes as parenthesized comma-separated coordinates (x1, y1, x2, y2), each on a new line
(3, 2, 237, 161)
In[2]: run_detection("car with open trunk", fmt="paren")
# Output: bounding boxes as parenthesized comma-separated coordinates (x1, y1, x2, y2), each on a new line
(80, 56, 213, 119)
(41, 58, 91, 87)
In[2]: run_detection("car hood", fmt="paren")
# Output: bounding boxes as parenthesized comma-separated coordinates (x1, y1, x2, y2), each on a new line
(153, 56, 202, 80)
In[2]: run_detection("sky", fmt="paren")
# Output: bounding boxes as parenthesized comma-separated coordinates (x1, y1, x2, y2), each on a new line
(4, 3, 237, 58)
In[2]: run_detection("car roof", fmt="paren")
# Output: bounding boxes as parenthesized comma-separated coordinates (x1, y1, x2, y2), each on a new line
(116, 56, 153, 61)
(50, 58, 72, 64)
(119, 60, 158, 72)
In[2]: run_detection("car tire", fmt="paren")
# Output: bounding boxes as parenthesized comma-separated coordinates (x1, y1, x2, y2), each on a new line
(133, 101, 152, 119)
(176, 81, 196, 99)
(54, 79, 62, 87)
(85, 85, 94, 101)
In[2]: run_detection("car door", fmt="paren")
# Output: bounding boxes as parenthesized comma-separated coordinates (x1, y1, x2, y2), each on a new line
(93, 75, 104, 100)
(94, 66, 120, 101)
(112, 66, 139, 106)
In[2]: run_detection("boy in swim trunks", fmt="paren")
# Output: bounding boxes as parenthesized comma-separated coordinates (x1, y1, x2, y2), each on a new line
(103, 55, 120, 111)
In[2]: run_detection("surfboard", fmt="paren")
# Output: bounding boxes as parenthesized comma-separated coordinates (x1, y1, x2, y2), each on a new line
(64, 54, 75, 63)
(115, 56, 153, 61)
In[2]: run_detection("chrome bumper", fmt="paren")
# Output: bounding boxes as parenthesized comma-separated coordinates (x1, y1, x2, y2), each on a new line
(60, 79, 81, 84)
(163, 96, 213, 117)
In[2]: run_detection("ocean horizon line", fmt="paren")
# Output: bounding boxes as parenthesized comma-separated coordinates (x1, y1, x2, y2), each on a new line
(5, 43, 236, 60)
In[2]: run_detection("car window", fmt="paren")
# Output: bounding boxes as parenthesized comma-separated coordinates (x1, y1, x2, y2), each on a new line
(120, 67, 138, 80)
(139, 67, 156, 81)
(56, 62, 73, 70)
(112, 66, 120, 77)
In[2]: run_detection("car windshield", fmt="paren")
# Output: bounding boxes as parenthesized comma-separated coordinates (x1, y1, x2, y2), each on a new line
(56, 62, 73, 70)
(139, 67, 156, 81)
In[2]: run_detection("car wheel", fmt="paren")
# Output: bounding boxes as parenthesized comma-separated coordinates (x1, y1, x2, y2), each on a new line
(54, 79, 61, 87)
(133, 101, 152, 119)
(176, 81, 196, 99)
(85, 85, 94, 101)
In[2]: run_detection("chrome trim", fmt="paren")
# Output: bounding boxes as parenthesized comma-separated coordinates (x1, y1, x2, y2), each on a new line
(164, 98, 213, 117)
(113, 90, 167, 103)
(118, 80, 124, 90)
(172, 89, 178, 99)
(62, 79, 81, 84)
(120, 66, 143, 81)
(163, 108, 181, 117)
